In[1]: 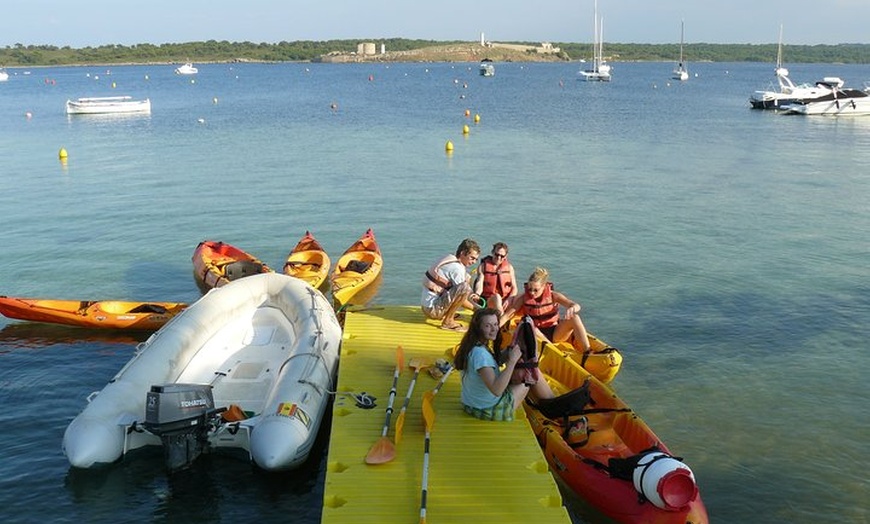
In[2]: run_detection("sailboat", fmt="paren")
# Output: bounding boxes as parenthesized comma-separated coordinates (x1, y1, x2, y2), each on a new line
(749, 25, 843, 109)
(579, 0, 611, 82)
(672, 20, 689, 81)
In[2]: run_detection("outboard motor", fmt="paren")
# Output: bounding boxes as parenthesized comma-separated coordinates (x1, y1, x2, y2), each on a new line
(144, 384, 220, 472)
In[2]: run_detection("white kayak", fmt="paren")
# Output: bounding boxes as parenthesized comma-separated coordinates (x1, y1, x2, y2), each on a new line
(63, 273, 342, 471)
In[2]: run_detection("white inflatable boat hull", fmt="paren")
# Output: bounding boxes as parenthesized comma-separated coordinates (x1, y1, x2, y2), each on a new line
(63, 273, 342, 471)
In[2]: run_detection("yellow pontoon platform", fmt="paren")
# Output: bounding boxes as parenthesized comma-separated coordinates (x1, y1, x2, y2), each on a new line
(321, 306, 571, 524)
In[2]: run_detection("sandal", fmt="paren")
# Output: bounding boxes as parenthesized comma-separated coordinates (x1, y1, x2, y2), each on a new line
(440, 323, 467, 332)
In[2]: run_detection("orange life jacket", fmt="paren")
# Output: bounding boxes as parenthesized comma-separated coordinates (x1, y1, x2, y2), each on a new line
(422, 254, 459, 294)
(479, 255, 513, 300)
(518, 282, 559, 328)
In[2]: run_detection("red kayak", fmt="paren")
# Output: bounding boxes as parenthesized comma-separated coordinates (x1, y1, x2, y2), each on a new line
(192, 240, 273, 292)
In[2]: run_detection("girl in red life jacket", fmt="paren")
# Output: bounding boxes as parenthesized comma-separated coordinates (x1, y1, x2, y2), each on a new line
(500, 266, 591, 352)
(473, 242, 518, 313)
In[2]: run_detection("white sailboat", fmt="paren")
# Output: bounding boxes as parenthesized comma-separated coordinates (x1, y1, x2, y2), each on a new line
(579, 0, 611, 82)
(749, 25, 843, 110)
(672, 20, 688, 81)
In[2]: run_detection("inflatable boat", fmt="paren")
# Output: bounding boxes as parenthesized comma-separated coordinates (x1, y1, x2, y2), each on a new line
(62, 273, 342, 472)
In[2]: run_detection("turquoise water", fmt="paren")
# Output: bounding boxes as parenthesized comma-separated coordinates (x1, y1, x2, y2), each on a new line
(1, 60, 868, 523)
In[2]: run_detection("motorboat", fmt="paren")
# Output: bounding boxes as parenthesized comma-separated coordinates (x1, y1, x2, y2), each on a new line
(175, 62, 198, 75)
(781, 83, 870, 116)
(750, 75, 844, 110)
(62, 273, 343, 472)
(672, 20, 688, 81)
(0, 69, 8, 82)
(65, 96, 151, 115)
(579, 0, 611, 82)
(749, 25, 842, 110)
(479, 58, 495, 77)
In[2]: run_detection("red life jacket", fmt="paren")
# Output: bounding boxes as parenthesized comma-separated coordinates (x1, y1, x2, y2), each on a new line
(479, 255, 513, 300)
(422, 254, 459, 294)
(518, 282, 559, 328)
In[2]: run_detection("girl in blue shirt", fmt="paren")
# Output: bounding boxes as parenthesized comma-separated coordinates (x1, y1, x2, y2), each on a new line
(454, 308, 553, 421)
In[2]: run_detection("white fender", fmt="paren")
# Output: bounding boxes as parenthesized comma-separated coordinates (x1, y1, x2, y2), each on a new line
(632, 451, 698, 511)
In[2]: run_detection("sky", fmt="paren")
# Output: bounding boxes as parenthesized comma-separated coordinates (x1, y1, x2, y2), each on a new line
(3, 0, 869, 48)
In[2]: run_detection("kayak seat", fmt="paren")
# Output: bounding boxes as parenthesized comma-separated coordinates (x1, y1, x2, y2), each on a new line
(344, 260, 370, 273)
(128, 304, 169, 314)
(225, 261, 265, 280)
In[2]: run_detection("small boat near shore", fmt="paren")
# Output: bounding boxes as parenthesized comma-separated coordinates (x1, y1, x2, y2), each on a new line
(62, 273, 343, 472)
(479, 58, 495, 77)
(175, 62, 198, 75)
(65, 96, 151, 115)
(0, 296, 185, 331)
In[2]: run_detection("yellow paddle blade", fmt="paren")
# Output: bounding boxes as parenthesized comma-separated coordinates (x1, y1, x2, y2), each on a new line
(422, 391, 436, 432)
(364, 436, 395, 465)
(397, 345, 405, 371)
(408, 356, 430, 371)
(395, 411, 406, 445)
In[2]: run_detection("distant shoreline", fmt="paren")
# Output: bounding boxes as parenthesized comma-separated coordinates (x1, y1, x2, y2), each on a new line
(3, 40, 869, 66)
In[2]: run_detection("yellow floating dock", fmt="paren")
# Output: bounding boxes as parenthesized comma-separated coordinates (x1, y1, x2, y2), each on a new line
(321, 306, 571, 524)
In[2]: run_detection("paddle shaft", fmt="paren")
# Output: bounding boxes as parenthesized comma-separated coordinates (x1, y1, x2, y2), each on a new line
(379, 364, 401, 437)
(419, 426, 431, 524)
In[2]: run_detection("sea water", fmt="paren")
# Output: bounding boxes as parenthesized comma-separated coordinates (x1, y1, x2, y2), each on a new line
(0, 60, 868, 523)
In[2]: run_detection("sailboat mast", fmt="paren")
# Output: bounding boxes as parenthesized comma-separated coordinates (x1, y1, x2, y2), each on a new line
(592, 0, 599, 70)
(776, 24, 783, 70)
(679, 19, 684, 64)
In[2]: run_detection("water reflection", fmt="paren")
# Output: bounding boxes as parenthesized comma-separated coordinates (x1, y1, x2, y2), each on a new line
(0, 322, 148, 349)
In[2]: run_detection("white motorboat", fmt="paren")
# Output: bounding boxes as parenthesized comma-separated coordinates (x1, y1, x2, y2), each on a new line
(62, 273, 343, 472)
(781, 83, 870, 116)
(749, 25, 841, 110)
(175, 62, 198, 75)
(579, 0, 611, 82)
(65, 96, 151, 115)
(672, 20, 688, 81)
(479, 58, 495, 77)
(0, 69, 9, 82)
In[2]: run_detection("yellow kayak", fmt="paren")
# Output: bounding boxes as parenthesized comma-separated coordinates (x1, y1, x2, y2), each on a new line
(283, 231, 330, 290)
(330, 228, 382, 308)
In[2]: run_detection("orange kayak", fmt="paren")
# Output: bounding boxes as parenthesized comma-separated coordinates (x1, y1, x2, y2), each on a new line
(192, 240, 273, 292)
(330, 228, 383, 308)
(283, 231, 331, 290)
(525, 342, 708, 524)
(0, 296, 186, 331)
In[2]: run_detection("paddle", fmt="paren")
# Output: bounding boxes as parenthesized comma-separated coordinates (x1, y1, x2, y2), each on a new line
(419, 390, 436, 524)
(394, 357, 430, 445)
(365, 345, 404, 465)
